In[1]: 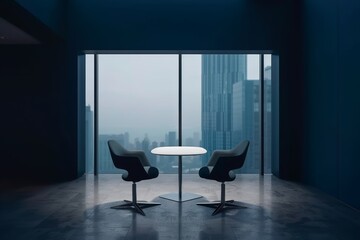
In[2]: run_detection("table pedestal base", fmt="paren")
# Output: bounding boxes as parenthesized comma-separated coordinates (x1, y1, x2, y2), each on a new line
(159, 192, 202, 202)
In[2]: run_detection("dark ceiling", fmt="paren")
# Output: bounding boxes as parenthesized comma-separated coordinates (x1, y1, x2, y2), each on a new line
(0, 17, 40, 44)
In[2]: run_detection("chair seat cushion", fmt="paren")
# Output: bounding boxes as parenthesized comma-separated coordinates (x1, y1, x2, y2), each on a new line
(199, 166, 236, 182)
(121, 166, 159, 182)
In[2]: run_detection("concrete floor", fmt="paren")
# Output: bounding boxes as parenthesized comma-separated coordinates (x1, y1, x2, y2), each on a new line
(0, 174, 359, 240)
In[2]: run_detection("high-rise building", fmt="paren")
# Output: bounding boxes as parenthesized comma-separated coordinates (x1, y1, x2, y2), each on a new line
(242, 80, 260, 173)
(201, 54, 247, 164)
(232, 80, 245, 147)
(167, 131, 177, 146)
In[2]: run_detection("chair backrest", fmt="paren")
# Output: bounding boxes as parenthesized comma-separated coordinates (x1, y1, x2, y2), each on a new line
(108, 140, 156, 182)
(223, 140, 249, 168)
(229, 140, 250, 169)
(108, 139, 127, 156)
(107, 140, 141, 171)
(208, 140, 250, 182)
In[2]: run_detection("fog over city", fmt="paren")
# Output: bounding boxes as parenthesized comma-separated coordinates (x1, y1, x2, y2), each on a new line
(86, 54, 271, 143)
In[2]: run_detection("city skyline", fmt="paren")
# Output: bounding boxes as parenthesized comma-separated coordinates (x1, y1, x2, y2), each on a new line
(86, 54, 271, 143)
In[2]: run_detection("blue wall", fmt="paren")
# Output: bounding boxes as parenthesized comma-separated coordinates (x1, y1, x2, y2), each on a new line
(0, 45, 77, 183)
(0, 1, 76, 183)
(302, 0, 360, 209)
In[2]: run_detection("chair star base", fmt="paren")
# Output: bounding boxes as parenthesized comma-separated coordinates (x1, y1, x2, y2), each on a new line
(111, 182, 161, 216)
(111, 200, 161, 216)
(107, 141, 161, 216)
(197, 182, 247, 215)
(197, 200, 246, 215)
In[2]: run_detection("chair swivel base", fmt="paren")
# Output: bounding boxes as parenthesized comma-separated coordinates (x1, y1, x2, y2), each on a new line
(111, 200, 161, 216)
(197, 200, 246, 215)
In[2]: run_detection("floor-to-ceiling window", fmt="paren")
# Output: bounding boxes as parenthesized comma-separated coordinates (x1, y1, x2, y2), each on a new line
(85, 53, 273, 175)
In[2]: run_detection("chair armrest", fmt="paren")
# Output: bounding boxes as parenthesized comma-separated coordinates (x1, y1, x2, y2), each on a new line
(199, 166, 214, 179)
(143, 166, 159, 178)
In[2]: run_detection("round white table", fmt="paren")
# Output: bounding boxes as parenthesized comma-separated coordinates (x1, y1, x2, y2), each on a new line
(151, 146, 207, 202)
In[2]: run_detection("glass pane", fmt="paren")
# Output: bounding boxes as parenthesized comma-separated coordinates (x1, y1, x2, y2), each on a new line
(182, 54, 261, 173)
(85, 54, 94, 174)
(241, 54, 260, 173)
(182, 55, 202, 173)
(264, 54, 272, 173)
(98, 54, 178, 173)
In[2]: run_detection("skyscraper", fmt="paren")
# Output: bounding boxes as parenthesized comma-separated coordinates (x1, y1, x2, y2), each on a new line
(201, 55, 247, 164)
(167, 131, 177, 146)
(242, 80, 260, 173)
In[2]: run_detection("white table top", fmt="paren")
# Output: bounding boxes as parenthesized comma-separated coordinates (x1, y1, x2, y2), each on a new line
(151, 146, 207, 156)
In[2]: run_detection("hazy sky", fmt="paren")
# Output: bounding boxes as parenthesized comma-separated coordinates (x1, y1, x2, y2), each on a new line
(86, 54, 271, 143)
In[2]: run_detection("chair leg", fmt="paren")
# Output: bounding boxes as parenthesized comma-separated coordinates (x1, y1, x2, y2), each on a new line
(111, 182, 161, 216)
(197, 182, 245, 215)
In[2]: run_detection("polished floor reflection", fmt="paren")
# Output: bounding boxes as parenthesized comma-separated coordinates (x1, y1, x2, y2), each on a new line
(0, 174, 359, 240)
